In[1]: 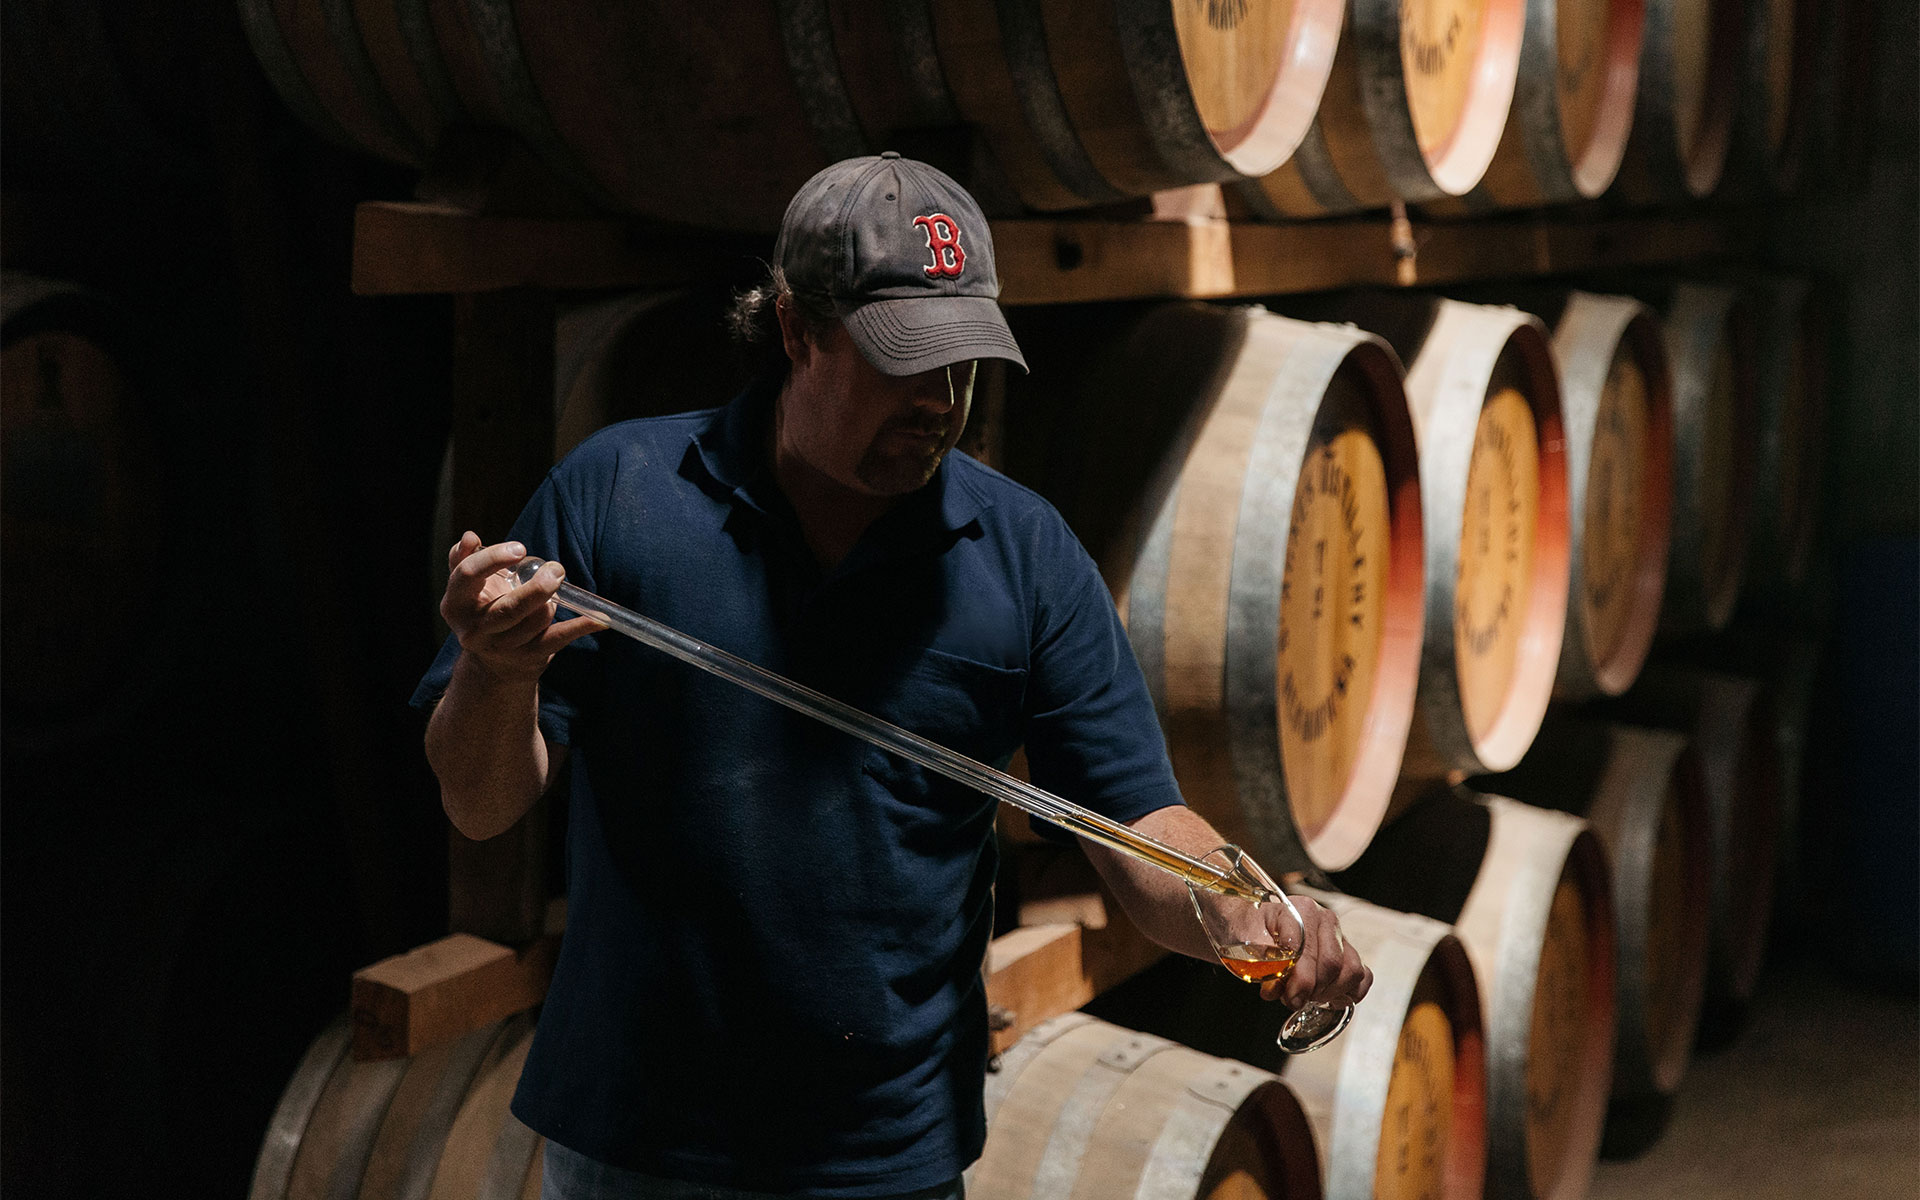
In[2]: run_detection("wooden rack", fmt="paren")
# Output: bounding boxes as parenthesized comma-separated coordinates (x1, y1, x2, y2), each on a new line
(354, 198, 1756, 303)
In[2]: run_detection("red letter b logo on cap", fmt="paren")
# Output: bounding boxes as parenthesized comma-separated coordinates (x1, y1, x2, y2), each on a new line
(913, 214, 966, 278)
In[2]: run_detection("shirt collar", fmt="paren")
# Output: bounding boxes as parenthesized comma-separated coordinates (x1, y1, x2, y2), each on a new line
(684, 379, 989, 536)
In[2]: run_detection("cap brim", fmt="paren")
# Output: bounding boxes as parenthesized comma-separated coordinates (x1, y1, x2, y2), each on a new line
(836, 295, 1028, 376)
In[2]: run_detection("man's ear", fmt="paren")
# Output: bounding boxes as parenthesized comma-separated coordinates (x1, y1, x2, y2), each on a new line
(774, 295, 811, 368)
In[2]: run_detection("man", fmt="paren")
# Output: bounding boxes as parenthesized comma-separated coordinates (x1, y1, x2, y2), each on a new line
(417, 154, 1370, 1200)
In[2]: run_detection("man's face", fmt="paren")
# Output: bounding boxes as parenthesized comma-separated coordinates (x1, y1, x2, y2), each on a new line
(780, 318, 975, 497)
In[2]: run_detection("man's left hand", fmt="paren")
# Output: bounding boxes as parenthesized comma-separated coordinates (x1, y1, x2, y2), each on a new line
(1264, 896, 1372, 1009)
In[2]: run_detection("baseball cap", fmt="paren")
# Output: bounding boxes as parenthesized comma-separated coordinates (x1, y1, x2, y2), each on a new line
(774, 153, 1028, 376)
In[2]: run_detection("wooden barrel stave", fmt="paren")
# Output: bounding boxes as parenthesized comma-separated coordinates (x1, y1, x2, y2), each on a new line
(821, 0, 962, 152)
(253, 1014, 542, 1200)
(236, 0, 362, 155)
(270, 0, 426, 164)
(350, 0, 453, 146)
(249, 1016, 355, 1200)
(927, 0, 1093, 211)
(361, 1021, 525, 1200)
(285, 1044, 411, 1200)
(1049, 304, 1424, 874)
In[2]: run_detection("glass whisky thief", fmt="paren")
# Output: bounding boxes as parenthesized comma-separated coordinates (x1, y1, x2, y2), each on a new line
(508, 557, 1353, 1051)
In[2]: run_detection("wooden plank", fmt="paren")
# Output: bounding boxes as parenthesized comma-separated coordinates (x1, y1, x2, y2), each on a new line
(351, 902, 566, 1061)
(351, 198, 1749, 305)
(1224, 218, 1421, 294)
(350, 201, 761, 296)
(984, 887, 1167, 1055)
(985, 924, 1091, 1056)
(990, 217, 1237, 306)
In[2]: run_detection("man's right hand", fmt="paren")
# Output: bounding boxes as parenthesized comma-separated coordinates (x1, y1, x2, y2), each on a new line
(440, 532, 603, 682)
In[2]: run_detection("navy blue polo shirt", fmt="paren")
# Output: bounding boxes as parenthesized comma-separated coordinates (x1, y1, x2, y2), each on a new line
(411, 380, 1184, 1196)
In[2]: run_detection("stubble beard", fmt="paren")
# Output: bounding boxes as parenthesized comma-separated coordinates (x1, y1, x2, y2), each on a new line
(855, 433, 949, 495)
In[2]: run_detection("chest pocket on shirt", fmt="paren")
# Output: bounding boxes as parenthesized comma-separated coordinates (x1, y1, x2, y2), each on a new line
(859, 648, 1027, 811)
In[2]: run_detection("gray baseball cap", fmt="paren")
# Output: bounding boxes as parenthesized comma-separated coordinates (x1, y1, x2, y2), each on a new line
(774, 153, 1028, 376)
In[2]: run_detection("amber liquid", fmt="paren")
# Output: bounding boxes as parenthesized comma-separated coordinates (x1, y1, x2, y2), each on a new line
(1217, 943, 1300, 984)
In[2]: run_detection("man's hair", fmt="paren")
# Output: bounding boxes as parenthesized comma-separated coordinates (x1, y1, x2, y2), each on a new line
(726, 266, 838, 379)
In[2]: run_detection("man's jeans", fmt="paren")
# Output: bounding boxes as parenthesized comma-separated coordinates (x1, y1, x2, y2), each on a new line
(540, 1140, 966, 1200)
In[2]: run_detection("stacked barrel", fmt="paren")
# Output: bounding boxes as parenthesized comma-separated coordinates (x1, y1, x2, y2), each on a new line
(230, 3, 1850, 1198)
(236, 0, 1860, 228)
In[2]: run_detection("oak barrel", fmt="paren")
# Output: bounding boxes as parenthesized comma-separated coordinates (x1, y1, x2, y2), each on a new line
(934, 0, 1348, 210)
(1720, 0, 1820, 196)
(431, 288, 745, 618)
(1345, 296, 1569, 788)
(1590, 665, 1781, 1035)
(550, 289, 748, 459)
(1799, 0, 1879, 197)
(1731, 274, 1828, 599)
(1336, 791, 1616, 1200)
(1539, 291, 1673, 700)
(1043, 304, 1425, 874)
(1235, 0, 1528, 217)
(241, 1, 1348, 228)
(1080, 894, 1490, 1199)
(1609, 0, 1745, 201)
(1648, 282, 1755, 637)
(1282, 892, 1490, 1200)
(251, 1013, 545, 1200)
(1, 273, 173, 750)
(1430, 0, 1646, 209)
(972, 1013, 1324, 1200)
(1475, 717, 1712, 1130)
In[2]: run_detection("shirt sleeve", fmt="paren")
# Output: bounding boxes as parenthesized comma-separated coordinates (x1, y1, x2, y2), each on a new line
(408, 462, 608, 748)
(1020, 520, 1185, 842)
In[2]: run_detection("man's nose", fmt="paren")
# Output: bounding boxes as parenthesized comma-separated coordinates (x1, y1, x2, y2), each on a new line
(909, 369, 956, 412)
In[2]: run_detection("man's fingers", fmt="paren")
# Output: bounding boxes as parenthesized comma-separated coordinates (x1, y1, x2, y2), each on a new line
(452, 540, 528, 586)
(1282, 946, 1319, 1007)
(470, 559, 562, 629)
(1311, 909, 1346, 1004)
(540, 613, 606, 654)
(447, 531, 485, 573)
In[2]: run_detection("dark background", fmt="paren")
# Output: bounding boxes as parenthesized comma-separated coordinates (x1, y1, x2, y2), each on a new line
(0, 3, 1913, 1196)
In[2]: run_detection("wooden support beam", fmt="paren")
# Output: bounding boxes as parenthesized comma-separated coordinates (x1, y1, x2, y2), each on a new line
(991, 216, 1237, 305)
(352, 901, 566, 1061)
(351, 197, 1754, 306)
(351, 201, 765, 296)
(983, 868, 1167, 1054)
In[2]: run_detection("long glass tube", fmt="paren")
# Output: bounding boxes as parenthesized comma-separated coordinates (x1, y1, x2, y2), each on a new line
(511, 557, 1266, 902)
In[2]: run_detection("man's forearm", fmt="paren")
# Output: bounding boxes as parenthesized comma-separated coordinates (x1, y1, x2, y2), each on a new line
(424, 652, 555, 841)
(1081, 804, 1237, 962)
